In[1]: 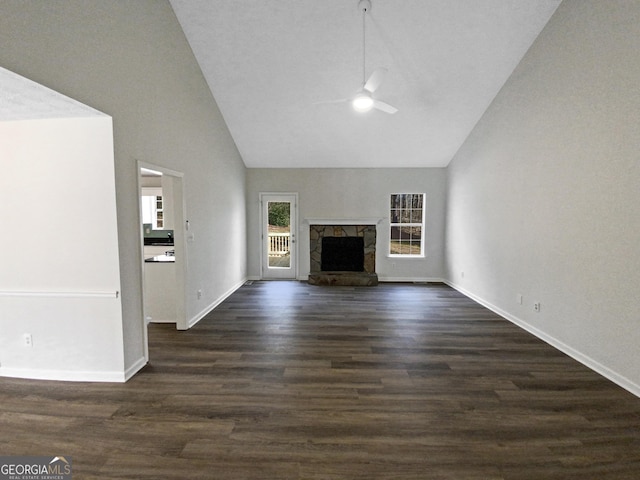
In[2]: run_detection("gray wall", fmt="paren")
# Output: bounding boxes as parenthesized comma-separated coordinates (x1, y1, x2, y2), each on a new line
(445, 0, 640, 394)
(0, 0, 247, 375)
(246, 168, 446, 281)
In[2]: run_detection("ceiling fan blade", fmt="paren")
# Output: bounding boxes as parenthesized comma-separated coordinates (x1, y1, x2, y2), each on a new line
(373, 99, 398, 114)
(313, 98, 350, 105)
(364, 67, 387, 93)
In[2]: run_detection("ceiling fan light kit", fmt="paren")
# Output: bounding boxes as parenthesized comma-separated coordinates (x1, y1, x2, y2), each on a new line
(352, 91, 374, 112)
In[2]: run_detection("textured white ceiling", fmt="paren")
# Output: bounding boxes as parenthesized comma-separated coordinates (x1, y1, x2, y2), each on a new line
(0, 67, 104, 122)
(171, 0, 561, 168)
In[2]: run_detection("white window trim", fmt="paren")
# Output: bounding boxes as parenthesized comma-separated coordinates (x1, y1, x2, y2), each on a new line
(389, 193, 426, 258)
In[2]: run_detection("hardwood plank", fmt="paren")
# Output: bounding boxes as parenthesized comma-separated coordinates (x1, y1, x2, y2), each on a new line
(1, 281, 639, 479)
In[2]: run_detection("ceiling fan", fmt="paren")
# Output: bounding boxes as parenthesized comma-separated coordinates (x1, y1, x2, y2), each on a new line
(318, 0, 398, 115)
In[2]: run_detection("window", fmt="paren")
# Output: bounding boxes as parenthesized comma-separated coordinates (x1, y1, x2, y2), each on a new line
(389, 193, 425, 256)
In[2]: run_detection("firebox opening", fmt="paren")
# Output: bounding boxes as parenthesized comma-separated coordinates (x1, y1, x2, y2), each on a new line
(321, 237, 364, 272)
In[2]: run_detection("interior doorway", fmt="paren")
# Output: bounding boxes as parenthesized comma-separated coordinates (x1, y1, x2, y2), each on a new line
(138, 163, 187, 360)
(261, 193, 298, 279)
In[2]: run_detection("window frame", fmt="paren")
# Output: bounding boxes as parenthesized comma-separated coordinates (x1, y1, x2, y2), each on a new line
(389, 193, 426, 258)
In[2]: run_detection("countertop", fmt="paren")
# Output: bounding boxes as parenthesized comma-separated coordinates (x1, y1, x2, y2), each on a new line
(143, 238, 174, 246)
(145, 255, 175, 263)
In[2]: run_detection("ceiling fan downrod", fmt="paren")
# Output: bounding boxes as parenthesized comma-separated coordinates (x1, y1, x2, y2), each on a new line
(358, 0, 372, 86)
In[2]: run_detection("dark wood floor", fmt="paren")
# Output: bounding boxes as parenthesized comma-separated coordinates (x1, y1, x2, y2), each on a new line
(2, 281, 640, 479)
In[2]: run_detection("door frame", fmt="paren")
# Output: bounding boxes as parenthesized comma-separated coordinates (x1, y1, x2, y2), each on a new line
(137, 162, 188, 361)
(260, 192, 298, 280)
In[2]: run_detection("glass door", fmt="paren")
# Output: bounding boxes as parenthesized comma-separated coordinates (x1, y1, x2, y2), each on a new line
(261, 193, 297, 279)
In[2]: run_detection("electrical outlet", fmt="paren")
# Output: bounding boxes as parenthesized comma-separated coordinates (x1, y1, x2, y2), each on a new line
(461, 271, 465, 279)
(517, 294, 523, 305)
(24, 333, 33, 347)
(197, 289, 202, 300)
(534, 302, 541, 312)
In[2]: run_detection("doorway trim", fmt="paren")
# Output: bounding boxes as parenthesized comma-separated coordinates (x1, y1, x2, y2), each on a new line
(260, 192, 298, 280)
(137, 161, 188, 360)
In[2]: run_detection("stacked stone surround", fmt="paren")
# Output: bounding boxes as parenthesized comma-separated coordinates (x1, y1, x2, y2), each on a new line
(309, 224, 376, 274)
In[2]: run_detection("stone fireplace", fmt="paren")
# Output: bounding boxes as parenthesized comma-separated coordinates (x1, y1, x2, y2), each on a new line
(308, 223, 378, 286)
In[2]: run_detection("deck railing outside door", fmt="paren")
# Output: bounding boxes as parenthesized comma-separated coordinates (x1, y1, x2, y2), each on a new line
(268, 232, 290, 257)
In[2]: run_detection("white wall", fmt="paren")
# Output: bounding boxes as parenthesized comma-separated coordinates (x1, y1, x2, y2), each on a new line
(0, 116, 124, 381)
(0, 0, 247, 378)
(446, 0, 640, 394)
(246, 168, 446, 281)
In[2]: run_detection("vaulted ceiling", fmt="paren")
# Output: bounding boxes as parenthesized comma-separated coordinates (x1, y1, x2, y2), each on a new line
(170, 0, 561, 168)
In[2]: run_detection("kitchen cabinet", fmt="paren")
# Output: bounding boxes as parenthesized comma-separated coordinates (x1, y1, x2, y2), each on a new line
(144, 261, 176, 323)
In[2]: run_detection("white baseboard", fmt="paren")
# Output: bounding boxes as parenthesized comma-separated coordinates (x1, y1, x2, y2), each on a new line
(0, 356, 146, 382)
(0, 367, 128, 383)
(445, 280, 640, 399)
(187, 277, 247, 329)
(379, 276, 445, 283)
(124, 355, 147, 382)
